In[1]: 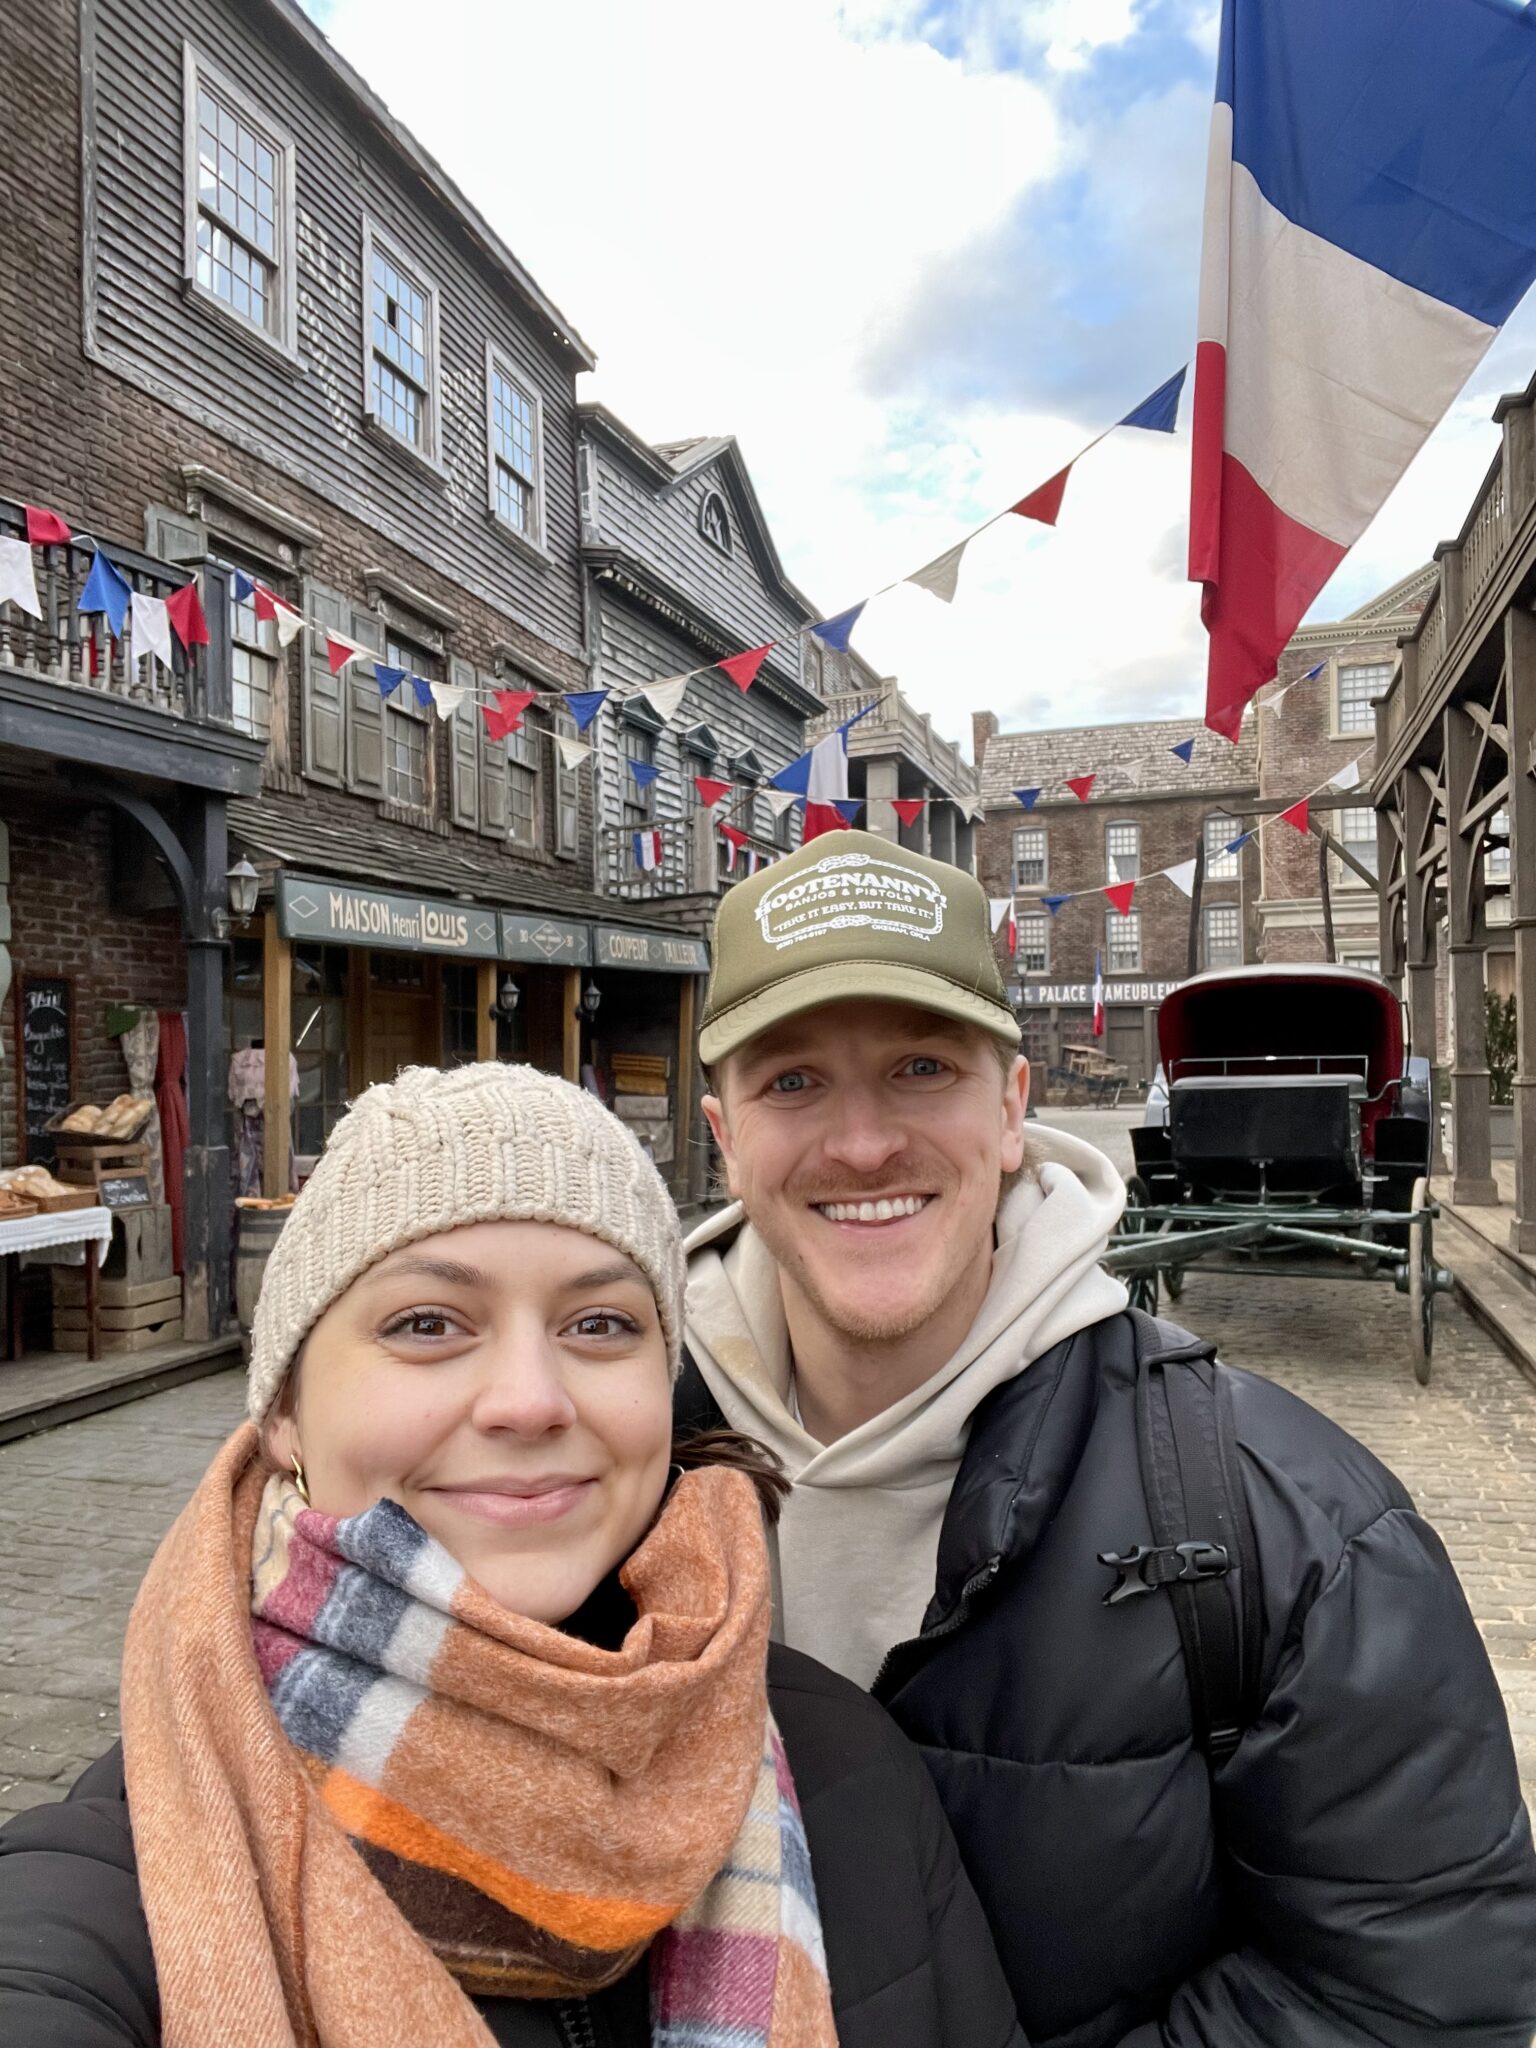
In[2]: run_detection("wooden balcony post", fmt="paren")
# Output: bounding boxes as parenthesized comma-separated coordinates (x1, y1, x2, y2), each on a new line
(562, 968, 582, 1083)
(1501, 391, 1536, 522)
(1438, 543, 1465, 644)
(262, 908, 292, 1199)
(1402, 763, 1447, 1173)
(476, 961, 497, 1063)
(1400, 634, 1421, 713)
(676, 973, 698, 1206)
(1506, 605, 1536, 1250)
(1443, 703, 1498, 1203)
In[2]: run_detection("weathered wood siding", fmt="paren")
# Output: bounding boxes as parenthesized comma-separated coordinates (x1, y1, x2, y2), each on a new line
(82, 0, 586, 660)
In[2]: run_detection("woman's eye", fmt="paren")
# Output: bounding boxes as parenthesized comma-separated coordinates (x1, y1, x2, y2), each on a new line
(567, 1312, 639, 1340)
(381, 1310, 458, 1341)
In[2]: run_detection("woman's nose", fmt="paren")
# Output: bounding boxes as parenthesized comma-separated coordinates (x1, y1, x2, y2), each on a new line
(469, 1338, 578, 1438)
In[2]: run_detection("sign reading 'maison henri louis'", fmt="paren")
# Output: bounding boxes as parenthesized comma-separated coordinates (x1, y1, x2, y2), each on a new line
(277, 875, 501, 957)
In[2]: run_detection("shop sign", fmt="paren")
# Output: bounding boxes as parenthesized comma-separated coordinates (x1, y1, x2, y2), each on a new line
(498, 911, 592, 966)
(592, 924, 710, 974)
(1014, 978, 1182, 1006)
(277, 875, 500, 957)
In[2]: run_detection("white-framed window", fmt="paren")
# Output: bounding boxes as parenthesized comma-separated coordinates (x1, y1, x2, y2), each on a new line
(486, 346, 543, 543)
(364, 221, 440, 459)
(623, 726, 656, 823)
(1012, 825, 1047, 890)
(182, 49, 296, 353)
(1339, 949, 1382, 973)
(1107, 909, 1141, 973)
(382, 630, 436, 806)
(1336, 660, 1392, 735)
(1485, 807, 1511, 887)
(1018, 912, 1049, 975)
(1335, 805, 1378, 883)
(1204, 902, 1241, 967)
(1204, 813, 1239, 880)
(505, 716, 540, 849)
(1106, 820, 1140, 884)
(700, 491, 732, 554)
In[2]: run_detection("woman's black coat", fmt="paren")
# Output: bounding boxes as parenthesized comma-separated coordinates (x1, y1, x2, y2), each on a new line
(0, 1641, 1024, 2048)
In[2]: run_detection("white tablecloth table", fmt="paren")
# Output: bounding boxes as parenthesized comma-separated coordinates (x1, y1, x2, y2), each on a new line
(0, 1205, 112, 1358)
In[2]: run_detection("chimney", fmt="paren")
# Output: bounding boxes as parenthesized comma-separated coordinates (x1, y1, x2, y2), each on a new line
(971, 709, 998, 767)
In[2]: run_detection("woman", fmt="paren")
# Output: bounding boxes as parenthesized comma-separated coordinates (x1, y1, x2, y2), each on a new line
(0, 1062, 1024, 2048)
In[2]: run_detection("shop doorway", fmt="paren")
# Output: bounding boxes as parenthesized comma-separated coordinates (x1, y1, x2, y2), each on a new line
(363, 954, 438, 1088)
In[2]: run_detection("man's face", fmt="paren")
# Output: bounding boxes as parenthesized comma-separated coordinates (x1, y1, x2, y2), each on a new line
(702, 1000, 1029, 1345)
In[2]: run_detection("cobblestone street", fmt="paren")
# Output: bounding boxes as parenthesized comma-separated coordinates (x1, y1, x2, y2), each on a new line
(2, 1242, 1534, 1821)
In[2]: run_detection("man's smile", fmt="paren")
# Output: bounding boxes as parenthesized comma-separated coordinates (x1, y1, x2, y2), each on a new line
(811, 1194, 935, 1227)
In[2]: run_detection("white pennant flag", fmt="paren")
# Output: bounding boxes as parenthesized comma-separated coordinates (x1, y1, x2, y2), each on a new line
(641, 676, 689, 723)
(1262, 683, 1292, 716)
(130, 589, 174, 666)
(429, 681, 468, 721)
(556, 734, 592, 771)
(271, 599, 305, 648)
(907, 538, 970, 604)
(0, 536, 42, 618)
(1164, 858, 1199, 897)
(766, 788, 800, 820)
(1329, 757, 1363, 791)
(955, 794, 984, 823)
(988, 896, 1012, 934)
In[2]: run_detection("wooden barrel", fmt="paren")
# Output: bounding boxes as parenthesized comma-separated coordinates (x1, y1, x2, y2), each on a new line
(235, 1206, 290, 1333)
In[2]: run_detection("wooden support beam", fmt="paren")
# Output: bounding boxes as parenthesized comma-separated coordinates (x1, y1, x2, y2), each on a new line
(1444, 703, 1498, 1204)
(1317, 831, 1337, 963)
(676, 973, 698, 1205)
(1185, 830, 1206, 980)
(1505, 604, 1536, 1253)
(476, 961, 497, 1064)
(262, 909, 292, 1199)
(562, 968, 581, 1084)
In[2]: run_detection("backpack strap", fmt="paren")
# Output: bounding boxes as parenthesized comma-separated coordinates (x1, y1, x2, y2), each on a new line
(1100, 1309, 1260, 1765)
(674, 1344, 729, 1438)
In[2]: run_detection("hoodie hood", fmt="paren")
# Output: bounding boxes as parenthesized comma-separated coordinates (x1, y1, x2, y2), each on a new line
(684, 1122, 1129, 1684)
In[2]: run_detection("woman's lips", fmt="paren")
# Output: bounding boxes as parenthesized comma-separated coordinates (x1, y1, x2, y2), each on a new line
(429, 1480, 596, 1528)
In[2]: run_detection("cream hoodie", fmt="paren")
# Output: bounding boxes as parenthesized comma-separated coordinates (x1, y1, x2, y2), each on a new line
(683, 1125, 1130, 1688)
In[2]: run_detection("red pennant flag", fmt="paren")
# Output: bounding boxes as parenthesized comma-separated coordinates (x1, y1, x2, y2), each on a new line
(1279, 797, 1309, 833)
(25, 505, 72, 545)
(1104, 879, 1137, 917)
(719, 823, 750, 848)
(252, 585, 280, 622)
(482, 703, 511, 742)
(1011, 465, 1072, 527)
(495, 688, 537, 731)
(891, 798, 926, 828)
(693, 776, 733, 807)
(327, 633, 360, 674)
(1066, 773, 1096, 802)
(718, 643, 774, 692)
(165, 580, 210, 650)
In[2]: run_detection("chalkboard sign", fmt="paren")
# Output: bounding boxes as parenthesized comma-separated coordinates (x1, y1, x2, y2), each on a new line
(19, 977, 72, 1167)
(99, 1174, 151, 1211)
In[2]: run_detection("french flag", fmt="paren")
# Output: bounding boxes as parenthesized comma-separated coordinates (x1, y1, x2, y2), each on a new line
(632, 828, 662, 872)
(1092, 951, 1105, 1040)
(771, 703, 876, 842)
(1191, 0, 1536, 742)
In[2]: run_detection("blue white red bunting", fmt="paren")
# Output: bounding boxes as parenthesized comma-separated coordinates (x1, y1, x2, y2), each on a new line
(1169, 738, 1196, 764)
(129, 590, 173, 667)
(565, 690, 609, 731)
(1014, 788, 1041, 810)
(1041, 894, 1071, 916)
(632, 828, 662, 872)
(78, 547, 131, 637)
(375, 664, 407, 699)
(0, 538, 42, 619)
(810, 603, 865, 652)
(628, 758, 661, 788)
(1119, 365, 1186, 434)
(231, 569, 257, 602)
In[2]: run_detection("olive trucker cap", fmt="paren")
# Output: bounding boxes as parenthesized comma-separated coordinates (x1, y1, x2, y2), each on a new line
(699, 829, 1021, 1064)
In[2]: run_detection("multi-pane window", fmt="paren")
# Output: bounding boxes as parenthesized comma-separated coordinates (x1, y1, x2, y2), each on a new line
(1018, 913, 1049, 975)
(700, 492, 732, 554)
(382, 632, 437, 806)
(1107, 909, 1141, 972)
(1012, 825, 1047, 890)
(216, 554, 278, 740)
(292, 946, 350, 1157)
(489, 354, 540, 537)
(368, 230, 436, 454)
(1106, 821, 1140, 883)
(1204, 813, 1239, 879)
(1337, 661, 1392, 735)
(187, 61, 291, 343)
(1336, 805, 1378, 882)
(505, 716, 540, 849)
(441, 962, 478, 1068)
(624, 728, 656, 823)
(1485, 807, 1511, 887)
(1205, 903, 1242, 967)
(1340, 950, 1382, 974)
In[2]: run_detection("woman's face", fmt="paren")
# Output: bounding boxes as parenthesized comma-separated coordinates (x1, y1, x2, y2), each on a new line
(264, 1219, 674, 1625)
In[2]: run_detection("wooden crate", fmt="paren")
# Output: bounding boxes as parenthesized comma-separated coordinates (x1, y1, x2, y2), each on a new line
(54, 1141, 152, 1207)
(53, 1317, 184, 1355)
(35, 1189, 99, 1214)
(55, 1286, 184, 1335)
(101, 1205, 173, 1284)
(51, 1269, 181, 1312)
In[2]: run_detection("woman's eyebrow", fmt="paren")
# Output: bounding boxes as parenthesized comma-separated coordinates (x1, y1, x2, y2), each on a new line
(562, 1261, 647, 1292)
(367, 1255, 492, 1289)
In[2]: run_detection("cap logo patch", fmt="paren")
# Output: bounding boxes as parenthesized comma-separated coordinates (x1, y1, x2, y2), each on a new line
(756, 852, 946, 950)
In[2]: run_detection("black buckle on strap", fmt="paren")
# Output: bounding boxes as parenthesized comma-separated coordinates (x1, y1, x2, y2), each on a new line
(1098, 1540, 1230, 1606)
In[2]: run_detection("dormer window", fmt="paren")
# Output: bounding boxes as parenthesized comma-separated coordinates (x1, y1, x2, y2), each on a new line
(700, 491, 732, 555)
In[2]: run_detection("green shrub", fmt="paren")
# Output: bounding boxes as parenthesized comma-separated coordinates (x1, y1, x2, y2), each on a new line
(1486, 988, 1517, 1107)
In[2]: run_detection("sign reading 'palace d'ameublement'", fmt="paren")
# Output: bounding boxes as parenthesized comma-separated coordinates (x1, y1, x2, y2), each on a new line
(277, 876, 501, 957)
(1015, 979, 1183, 1007)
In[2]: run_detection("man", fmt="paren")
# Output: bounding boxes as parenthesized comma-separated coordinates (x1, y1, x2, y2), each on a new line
(683, 829, 1536, 2048)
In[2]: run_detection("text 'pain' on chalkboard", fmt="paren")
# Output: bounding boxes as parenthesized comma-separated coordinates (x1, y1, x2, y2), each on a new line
(20, 977, 71, 1166)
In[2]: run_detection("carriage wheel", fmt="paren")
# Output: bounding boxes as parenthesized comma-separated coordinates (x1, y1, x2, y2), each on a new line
(1121, 1175, 1159, 1315)
(1160, 1225, 1185, 1301)
(1409, 1176, 1434, 1386)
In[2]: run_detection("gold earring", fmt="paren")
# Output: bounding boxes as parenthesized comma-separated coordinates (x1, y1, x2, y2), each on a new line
(290, 1451, 310, 1505)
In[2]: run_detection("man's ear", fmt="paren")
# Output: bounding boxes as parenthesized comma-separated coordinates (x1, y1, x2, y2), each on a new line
(701, 1092, 743, 1199)
(999, 1054, 1029, 1174)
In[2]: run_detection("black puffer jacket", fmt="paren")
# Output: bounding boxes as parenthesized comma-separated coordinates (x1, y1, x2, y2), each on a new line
(689, 1313, 1536, 2048)
(0, 1644, 1024, 2048)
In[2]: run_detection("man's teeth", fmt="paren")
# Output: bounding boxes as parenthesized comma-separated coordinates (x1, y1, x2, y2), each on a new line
(817, 1195, 930, 1223)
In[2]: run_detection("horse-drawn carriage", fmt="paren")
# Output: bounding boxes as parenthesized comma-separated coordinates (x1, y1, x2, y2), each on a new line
(1104, 965, 1453, 1381)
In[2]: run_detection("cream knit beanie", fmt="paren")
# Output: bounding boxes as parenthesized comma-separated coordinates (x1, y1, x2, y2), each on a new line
(247, 1062, 687, 1424)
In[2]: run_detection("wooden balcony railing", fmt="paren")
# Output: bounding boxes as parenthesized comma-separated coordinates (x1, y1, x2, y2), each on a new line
(1462, 453, 1507, 610)
(600, 820, 699, 901)
(0, 499, 232, 725)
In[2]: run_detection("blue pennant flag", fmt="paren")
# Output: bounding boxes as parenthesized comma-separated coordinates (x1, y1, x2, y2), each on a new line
(77, 547, 132, 637)
(1041, 894, 1072, 916)
(1170, 737, 1196, 764)
(565, 689, 609, 732)
(834, 799, 863, 824)
(231, 568, 257, 602)
(1119, 365, 1187, 434)
(1013, 787, 1041, 810)
(811, 602, 865, 652)
(375, 664, 407, 699)
(1224, 831, 1254, 855)
(412, 677, 435, 708)
(772, 749, 812, 796)
(628, 757, 660, 788)
(1303, 661, 1326, 681)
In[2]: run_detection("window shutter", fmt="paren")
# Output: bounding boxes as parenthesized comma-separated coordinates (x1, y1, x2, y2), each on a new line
(479, 679, 509, 839)
(449, 658, 479, 829)
(346, 606, 386, 797)
(144, 506, 208, 565)
(301, 580, 346, 786)
(555, 727, 580, 859)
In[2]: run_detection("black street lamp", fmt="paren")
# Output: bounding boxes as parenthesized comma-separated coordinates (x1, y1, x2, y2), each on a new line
(578, 979, 602, 1021)
(491, 973, 521, 1022)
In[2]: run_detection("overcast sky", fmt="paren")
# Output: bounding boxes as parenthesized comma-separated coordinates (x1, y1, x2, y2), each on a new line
(305, 0, 1536, 751)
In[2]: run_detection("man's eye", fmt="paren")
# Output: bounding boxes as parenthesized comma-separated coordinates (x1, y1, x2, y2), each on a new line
(904, 1057, 945, 1077)
(768, 1071, 809, 1094)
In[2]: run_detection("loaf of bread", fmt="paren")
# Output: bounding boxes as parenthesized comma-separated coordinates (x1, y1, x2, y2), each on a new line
(59, 1104, 103, 1133)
